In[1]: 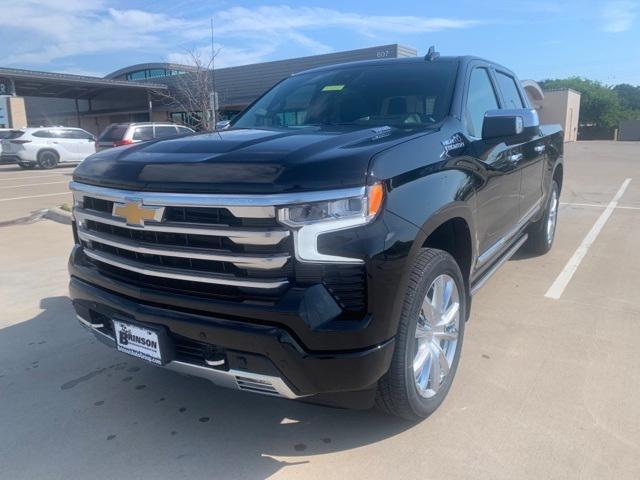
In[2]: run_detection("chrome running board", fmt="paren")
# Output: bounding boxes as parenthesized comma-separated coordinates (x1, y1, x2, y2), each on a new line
(470, 234, 528, 295)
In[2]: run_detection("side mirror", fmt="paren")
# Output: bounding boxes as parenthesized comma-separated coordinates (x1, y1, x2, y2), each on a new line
(482, 109, 539, 140)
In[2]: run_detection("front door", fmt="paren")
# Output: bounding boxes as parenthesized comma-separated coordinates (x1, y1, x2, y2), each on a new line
(463, 67, 522, 264)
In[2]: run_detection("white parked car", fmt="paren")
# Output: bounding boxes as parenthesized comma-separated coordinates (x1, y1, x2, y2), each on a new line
(0, 127, 96, 169)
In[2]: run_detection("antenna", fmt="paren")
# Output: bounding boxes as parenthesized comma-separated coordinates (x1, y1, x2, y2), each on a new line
(424, 46, 440, 62)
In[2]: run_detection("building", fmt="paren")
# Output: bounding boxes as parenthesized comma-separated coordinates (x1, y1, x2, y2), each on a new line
(1, 45, 581, 140)
(523, 82, 581, 142)
(619, 120, 640, 141)
(0, 44, 416, 134)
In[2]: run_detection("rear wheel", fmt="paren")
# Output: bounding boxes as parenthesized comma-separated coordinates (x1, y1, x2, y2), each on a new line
(526, 180, 559, 255)
(37, 150, 59, 169)
(376, 248, 466, 420)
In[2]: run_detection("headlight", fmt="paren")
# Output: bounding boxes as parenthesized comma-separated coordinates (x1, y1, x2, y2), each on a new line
(278, 183, 384, 263)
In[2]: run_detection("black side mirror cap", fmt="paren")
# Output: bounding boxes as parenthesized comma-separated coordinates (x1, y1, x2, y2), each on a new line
(482, 109, 539, 140)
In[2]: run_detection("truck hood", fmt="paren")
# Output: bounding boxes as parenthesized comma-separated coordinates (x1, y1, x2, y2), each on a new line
(73, 126, 432, 194)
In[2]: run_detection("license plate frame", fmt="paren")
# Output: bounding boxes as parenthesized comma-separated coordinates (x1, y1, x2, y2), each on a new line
(112, 318, 174, 366)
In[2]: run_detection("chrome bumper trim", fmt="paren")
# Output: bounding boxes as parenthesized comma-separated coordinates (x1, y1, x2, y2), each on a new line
(77, 315, 302, 399)
(83, 249, 289, 289)
(77, 226, 290, 270)
(70, 181, 365, 215)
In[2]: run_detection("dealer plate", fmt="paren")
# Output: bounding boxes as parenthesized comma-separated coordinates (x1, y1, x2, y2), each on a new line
(113, 320, 162, 365)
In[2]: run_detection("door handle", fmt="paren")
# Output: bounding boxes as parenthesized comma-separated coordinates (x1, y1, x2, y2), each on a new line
(534, 145, 546, 153)
(508, 153, 523, 163)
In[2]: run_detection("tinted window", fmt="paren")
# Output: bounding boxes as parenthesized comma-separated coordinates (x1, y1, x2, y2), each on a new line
(496, 72, 524, 109)
(465, 68, 499, 137)
(132, 126, 154, 141)
(59, 129, 93, 140)
(32, 130, 54, 138)
(233, 61, 458, 129)
(154, 126, 178, 138)
(98, 125, 127, 141)
(177, 126, 193, 134)
(0, 130, 23, 139)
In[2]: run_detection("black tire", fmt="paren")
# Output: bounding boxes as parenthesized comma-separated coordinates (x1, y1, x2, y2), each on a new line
(375, 248, 467, 421)
(526, 180, 559, 255)
(37, 150, 59, 169)
(18, 163, 36, 170)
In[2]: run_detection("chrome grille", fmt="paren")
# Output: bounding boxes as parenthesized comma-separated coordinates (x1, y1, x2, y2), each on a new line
(71, 182, 292, 293)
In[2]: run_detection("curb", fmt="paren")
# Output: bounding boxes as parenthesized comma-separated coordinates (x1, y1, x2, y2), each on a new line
(44, 207, 73, 225)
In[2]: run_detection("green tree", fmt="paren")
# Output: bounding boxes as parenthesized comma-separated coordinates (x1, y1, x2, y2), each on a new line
(538, 77, 624, 129)
(613, 84, 640, 117)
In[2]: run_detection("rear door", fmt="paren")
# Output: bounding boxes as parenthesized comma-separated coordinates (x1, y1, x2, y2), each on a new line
(494, 70, 545, 218)
(463, 66, 522, 265)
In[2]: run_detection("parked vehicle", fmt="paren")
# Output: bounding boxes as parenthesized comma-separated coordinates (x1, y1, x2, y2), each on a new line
(1, 127, 95, 169)
(96, 122, 194, 151)
(68, 53, 563, 420)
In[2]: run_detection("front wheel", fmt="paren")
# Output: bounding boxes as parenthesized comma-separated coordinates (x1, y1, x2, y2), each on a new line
(376, 248, 466, 420)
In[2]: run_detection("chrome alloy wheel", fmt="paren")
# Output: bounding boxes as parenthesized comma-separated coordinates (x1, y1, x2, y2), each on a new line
(546, 188, 559, 244)
(413, 274, 460, 398)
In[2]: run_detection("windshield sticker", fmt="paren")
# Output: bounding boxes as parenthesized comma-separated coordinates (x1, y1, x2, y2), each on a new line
(321, 84, 345, 92)
(442, 133, 465, 154)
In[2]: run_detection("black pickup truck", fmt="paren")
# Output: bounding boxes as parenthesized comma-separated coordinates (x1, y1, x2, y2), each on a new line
(68, 53, 563, 420)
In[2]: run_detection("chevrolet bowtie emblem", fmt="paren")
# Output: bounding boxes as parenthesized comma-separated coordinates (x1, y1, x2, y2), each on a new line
(112, 201, 165, 226)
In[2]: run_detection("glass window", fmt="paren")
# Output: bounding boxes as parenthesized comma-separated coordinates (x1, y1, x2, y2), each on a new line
(132, 126, 154, 141)
(98, 125, 127, 141)
(0, 130, 24, 139)
(465, 68, 499, 138)
(126, 70, 147, 81)
(148, 69, 166, 78)
(59, 129, 93, 140)
(177, 126, 193, 134)
(496, 72, 524, 109)
(154, 125, 178, 138)
(32, 130, 53, 138)
(233, 61, 458, 130)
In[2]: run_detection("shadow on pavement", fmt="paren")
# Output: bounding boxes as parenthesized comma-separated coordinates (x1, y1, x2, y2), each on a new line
(0, 296, 414, 479)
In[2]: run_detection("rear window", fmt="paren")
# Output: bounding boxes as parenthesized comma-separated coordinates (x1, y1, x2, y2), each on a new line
(0, 130, 23, 139)
(177, 126, 193, 135)
(98, 125, 127, 142)
(154, 126, 178, 138)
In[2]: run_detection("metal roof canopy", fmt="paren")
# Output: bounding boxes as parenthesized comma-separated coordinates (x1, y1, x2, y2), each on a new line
(0, 67, 168, 99)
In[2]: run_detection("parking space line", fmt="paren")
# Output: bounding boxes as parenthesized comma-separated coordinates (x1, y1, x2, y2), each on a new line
(0, 181, 68, 189)
(545, 178, 632, 300)
(0, 191, 71, 202)
(561, 202, 640, 211)
(0, 174, 70, 182)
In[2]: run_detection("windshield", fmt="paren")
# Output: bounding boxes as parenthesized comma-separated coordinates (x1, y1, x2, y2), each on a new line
(232, 61, 458, 130)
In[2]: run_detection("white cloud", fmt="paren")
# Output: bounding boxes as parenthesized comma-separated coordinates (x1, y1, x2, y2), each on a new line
(0, 2, 481, 70)
(602, 1, 638, 32)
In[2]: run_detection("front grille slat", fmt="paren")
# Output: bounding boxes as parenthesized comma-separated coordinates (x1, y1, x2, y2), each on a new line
(73, 185, 293, 298)
(72, 182, 367, 314)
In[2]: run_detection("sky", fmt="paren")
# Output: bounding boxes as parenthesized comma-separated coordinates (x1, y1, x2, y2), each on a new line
(1, 0, 639, 85)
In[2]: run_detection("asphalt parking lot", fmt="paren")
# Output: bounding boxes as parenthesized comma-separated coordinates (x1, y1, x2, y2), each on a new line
(0, 164, 73, 223)
(0, 141, 639, 480)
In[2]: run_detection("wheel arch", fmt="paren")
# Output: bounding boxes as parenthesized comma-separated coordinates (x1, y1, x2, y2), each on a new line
(37, 148, 60, 160)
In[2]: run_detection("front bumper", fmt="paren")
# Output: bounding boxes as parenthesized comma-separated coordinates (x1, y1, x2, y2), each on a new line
(69, 276, 395, 402)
